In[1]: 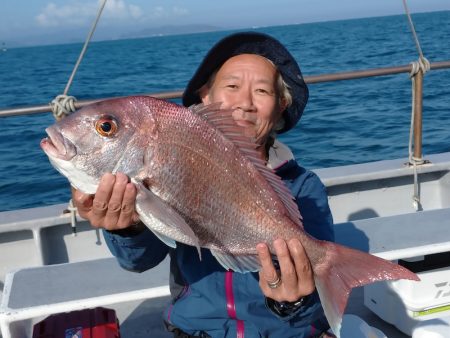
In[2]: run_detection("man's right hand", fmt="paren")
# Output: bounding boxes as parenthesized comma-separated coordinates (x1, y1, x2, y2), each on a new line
(71, 172, 139, 231)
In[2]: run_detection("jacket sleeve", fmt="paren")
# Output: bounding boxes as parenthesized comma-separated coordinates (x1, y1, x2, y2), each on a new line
(102, 227, 169, 272)
(296, 170, 334, 242)
(266, 291, 330, 332)
(275, 161, 334, 242)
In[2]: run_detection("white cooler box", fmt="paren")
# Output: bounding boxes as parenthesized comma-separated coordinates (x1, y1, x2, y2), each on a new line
(364, 253, 450, 336)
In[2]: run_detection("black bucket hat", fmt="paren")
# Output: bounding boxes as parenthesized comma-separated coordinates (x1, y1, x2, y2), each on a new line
(182, 31, 308, 133)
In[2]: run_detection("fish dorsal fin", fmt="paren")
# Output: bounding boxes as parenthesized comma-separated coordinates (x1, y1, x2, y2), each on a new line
(190, 104, 303, 227)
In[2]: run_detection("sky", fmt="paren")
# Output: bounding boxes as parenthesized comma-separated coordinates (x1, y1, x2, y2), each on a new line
(1, 0, 449, 47)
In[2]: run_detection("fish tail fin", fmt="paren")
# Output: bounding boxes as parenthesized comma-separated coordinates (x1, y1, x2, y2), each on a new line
(312, 241, 419, 337)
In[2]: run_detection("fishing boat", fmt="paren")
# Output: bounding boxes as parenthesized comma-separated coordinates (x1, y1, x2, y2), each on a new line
(1, 4, 450, 338)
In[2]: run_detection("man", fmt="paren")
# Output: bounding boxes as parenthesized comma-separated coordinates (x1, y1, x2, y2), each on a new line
(73, 32, 335, 337)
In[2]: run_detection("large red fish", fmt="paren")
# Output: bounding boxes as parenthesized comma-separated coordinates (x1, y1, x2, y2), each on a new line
(41, 96, 419, 336)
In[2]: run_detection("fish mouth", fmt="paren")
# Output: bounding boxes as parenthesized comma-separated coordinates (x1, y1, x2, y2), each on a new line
(40, 127, 77, 161)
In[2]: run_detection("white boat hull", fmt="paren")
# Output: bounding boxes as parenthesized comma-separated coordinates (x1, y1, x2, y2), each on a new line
(2, 152, 450, 337)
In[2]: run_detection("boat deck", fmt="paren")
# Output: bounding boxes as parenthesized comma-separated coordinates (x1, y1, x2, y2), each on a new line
(0, 257, 410, 338)
(4, 203, 450, 337)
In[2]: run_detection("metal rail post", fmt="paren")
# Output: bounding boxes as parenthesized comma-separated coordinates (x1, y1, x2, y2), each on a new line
(413, 69, 424, 161)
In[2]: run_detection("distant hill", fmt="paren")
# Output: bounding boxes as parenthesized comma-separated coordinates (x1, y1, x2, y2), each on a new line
(121, 24, 223, 39)
(6, 24, 226, 48)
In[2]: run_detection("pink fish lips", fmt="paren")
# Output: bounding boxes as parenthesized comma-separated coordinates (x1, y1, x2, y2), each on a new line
(40, 127, 76, 161)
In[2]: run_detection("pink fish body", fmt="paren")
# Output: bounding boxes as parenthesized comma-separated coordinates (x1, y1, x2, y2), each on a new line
(41, 96, 419, 336)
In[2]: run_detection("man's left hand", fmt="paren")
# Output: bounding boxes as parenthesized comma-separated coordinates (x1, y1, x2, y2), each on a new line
(256, 238, 315, 302)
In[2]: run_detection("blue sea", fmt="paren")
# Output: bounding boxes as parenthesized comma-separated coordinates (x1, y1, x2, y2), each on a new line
(1, 11, 449, 212)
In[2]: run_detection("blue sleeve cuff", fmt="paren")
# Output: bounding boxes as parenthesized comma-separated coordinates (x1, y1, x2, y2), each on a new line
(265, 291, 320, 322)
(103, 228, 169, 272)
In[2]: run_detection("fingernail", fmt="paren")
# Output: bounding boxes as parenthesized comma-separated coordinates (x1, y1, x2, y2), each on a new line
(117, 173, 128, 184)
(102, 172, 114, 183)
(256, 243, 266, 252)
(289, 238, 300, 246)
(274, 238, 284, 245)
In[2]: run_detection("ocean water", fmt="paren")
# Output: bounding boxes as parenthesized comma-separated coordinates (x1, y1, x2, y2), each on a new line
(0, 11, 449, 212)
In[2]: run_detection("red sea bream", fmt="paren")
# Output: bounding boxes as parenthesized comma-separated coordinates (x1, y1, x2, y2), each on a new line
(40, 96, 419, 336)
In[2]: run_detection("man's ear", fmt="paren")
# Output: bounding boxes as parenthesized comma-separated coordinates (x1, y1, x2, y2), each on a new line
(199, 85, 211, 105)
(279, 97, 288, 115)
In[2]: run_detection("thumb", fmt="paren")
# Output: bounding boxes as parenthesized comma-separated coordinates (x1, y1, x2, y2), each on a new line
(71, 187, 94, 210)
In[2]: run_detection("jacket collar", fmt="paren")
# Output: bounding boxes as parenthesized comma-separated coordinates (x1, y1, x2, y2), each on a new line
(266, 139, 295, 170)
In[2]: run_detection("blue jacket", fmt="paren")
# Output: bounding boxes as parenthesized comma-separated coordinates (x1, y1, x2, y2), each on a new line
(103, 143, 334, 338)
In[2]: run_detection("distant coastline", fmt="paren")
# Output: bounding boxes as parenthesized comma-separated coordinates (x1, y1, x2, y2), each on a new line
(3, 10, 448, 49)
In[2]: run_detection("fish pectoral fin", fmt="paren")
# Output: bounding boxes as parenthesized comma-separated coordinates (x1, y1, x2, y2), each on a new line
(151, 231, 177, 248)
(135, 182, 201, 256)
(211, 250, 260, 273)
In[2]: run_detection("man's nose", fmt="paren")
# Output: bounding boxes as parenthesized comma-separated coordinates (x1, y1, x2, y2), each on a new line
(232, 89, 255, 111)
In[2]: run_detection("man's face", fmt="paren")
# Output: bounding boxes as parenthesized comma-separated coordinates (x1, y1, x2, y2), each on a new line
(200, 54, 285, 145)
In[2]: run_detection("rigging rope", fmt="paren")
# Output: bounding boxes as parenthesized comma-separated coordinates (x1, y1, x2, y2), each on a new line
(51, 94, 77, 120)
(402, 0, 430, 211)
(51, 0, 108, 120)
(52, 0, 108, 230)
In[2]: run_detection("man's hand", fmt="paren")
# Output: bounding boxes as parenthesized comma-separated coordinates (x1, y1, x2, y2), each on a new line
(71, 172, 139, 230)
(257, 238, 315, 302)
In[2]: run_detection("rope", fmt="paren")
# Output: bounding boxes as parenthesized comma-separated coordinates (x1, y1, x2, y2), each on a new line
(403, 0, 424, 57)
(50, 1, 108, 224)
(51, 94, 77, 120)
(403, 0, 430, 79)
(409, 58, 430, 78)
(402, 0, 430, 211)
(50, 0, 108, 120)
(408, 79, 423, 211)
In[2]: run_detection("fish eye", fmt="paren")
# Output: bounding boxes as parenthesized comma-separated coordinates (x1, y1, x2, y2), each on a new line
(95, 116, 118, 137)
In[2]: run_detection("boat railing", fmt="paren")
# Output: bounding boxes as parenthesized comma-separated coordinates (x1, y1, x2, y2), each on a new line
(1, 60, 449, 165)
(1, 61, 449, 118)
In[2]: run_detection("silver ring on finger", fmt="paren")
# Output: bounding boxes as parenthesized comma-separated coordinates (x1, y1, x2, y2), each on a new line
(267, 276, 282, 289)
